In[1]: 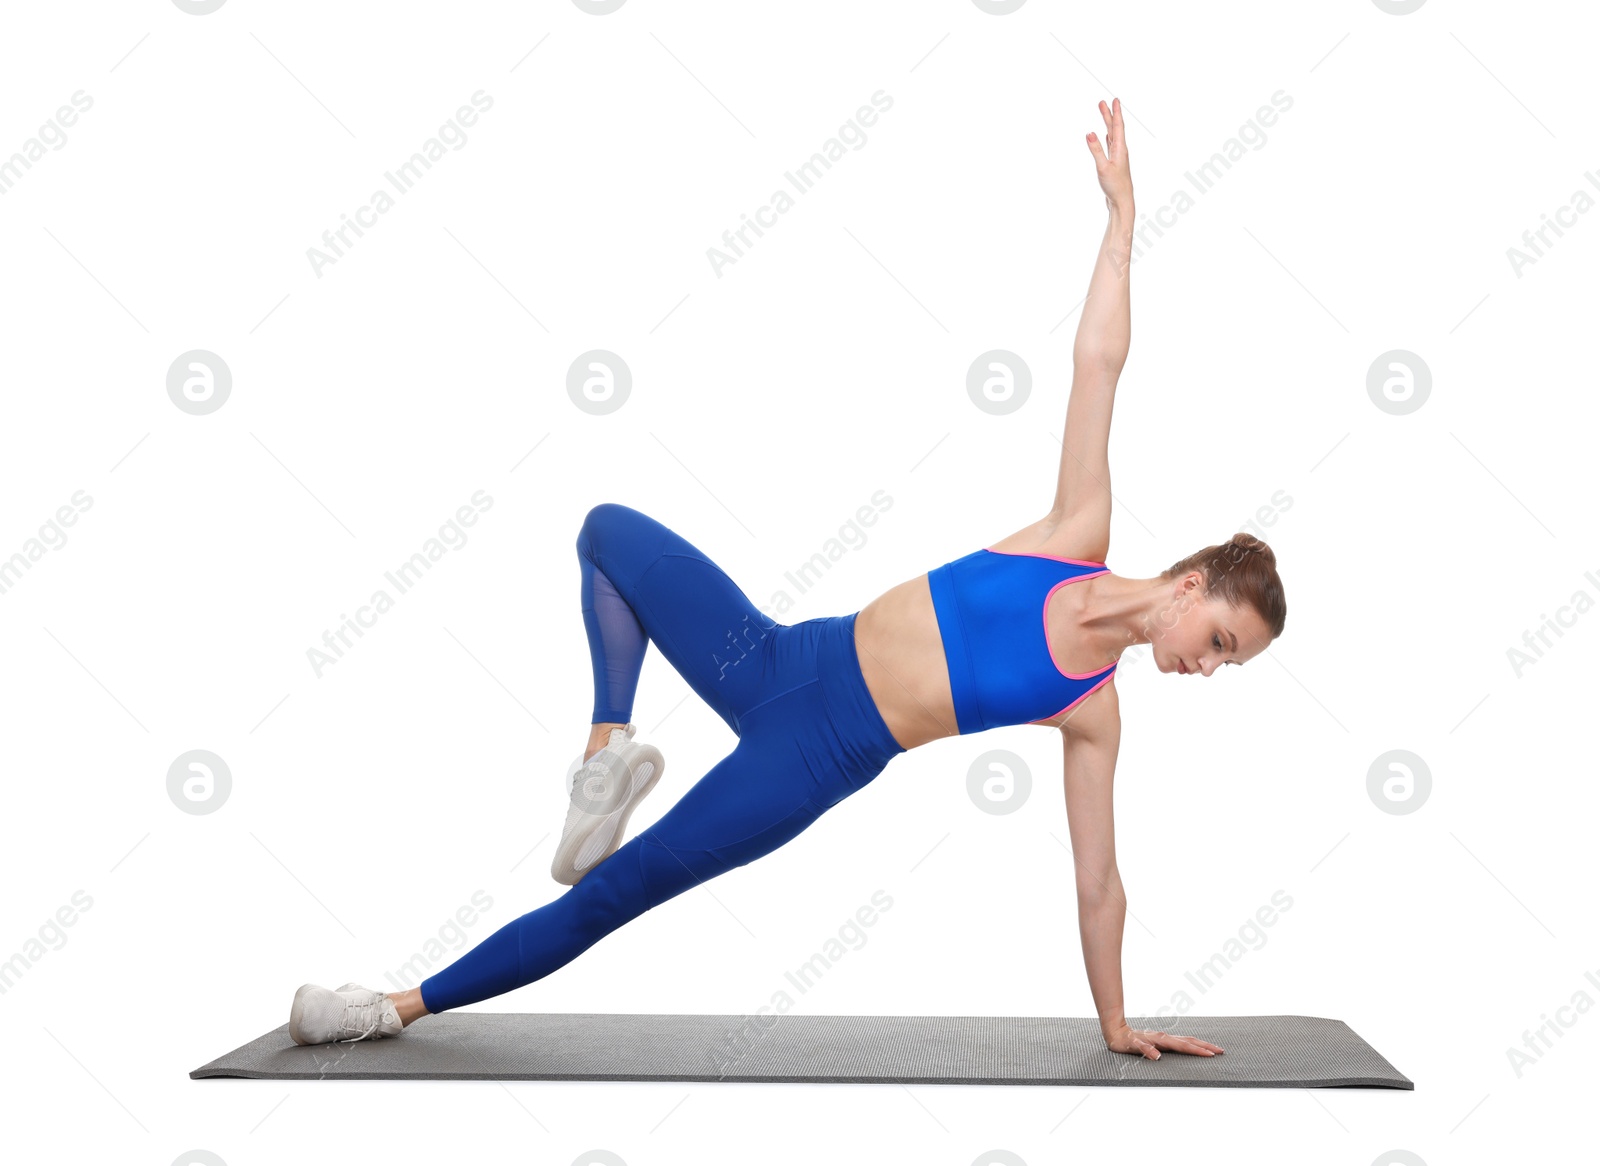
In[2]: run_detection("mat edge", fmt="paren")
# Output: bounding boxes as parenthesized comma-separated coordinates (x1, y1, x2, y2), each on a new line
(190, 1068, 1413, 1089)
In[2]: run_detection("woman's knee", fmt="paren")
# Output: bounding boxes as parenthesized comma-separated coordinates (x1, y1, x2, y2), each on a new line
(577, 502, 658, 563)
(578, 502, 623, 558)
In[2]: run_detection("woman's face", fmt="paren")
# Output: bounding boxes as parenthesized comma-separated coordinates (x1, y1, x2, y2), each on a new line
(1152, 573, 1271, 677)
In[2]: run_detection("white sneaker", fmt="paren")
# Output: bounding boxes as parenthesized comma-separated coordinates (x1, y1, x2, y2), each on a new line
(289, 982, 403, 1046)
(551, 722, 665, 885)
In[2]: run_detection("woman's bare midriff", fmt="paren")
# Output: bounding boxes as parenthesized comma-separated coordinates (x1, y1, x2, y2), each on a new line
(853, 573, 962, 752)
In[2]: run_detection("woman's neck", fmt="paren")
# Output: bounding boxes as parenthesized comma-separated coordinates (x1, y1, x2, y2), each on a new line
(1077, 571, 1168, 662)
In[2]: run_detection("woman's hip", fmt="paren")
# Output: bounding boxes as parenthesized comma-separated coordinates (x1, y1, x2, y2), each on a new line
(745, 614, 906, 797)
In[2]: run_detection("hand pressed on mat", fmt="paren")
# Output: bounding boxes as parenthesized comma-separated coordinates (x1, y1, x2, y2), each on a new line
(1104, 1024, 1226, 1060)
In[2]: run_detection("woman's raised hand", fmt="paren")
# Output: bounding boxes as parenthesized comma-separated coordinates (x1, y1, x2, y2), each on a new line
(1085, 98, 1133, 214)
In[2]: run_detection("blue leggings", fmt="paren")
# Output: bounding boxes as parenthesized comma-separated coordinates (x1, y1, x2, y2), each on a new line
(418, 502, 906, 1014)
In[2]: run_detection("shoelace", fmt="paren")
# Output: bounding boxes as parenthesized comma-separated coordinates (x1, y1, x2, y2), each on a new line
(333, 989, 393, 1043)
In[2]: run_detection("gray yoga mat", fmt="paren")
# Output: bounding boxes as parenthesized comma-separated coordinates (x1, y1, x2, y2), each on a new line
(191, 1012, 1412, 1088)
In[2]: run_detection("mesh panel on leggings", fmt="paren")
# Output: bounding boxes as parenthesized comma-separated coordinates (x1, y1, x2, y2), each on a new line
(191, 1013, 1413, 1087)
(579, 560, 647, 723)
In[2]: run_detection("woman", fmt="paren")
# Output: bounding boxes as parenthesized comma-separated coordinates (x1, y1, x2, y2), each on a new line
(289, 98, 1286, 1062)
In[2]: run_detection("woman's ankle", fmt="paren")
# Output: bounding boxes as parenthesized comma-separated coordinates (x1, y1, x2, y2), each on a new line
(585, 722, 627, 761)
(389, 987, 429, 1027)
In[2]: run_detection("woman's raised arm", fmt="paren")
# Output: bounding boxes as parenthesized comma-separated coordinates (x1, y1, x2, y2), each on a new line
(1049, 99, 1135, 532)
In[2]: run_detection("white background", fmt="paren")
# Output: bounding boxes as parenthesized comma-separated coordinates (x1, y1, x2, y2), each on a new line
(1, 0, 1594, 1162)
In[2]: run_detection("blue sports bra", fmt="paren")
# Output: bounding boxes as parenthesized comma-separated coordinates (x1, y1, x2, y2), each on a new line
(926, 546, 1117, 734)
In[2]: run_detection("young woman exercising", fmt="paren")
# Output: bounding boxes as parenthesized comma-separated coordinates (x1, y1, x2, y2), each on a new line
(290, 98, 1287, 1062)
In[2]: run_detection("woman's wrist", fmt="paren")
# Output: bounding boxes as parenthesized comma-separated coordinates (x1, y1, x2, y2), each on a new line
(1107, 198, 1134, 227)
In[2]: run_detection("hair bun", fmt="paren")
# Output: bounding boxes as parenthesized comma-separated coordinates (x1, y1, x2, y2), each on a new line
(1228, 532, 1276, 566)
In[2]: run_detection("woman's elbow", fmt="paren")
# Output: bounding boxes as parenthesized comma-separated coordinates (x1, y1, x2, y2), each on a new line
(1075, 867, 1123, 911)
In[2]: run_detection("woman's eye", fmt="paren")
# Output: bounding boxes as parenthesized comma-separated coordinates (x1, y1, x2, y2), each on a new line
(1212, 634, 1221, 649)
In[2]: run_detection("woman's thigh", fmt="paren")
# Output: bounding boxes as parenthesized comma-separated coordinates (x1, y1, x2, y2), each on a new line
(600, 689, 864, 910)
(634, 732, 820, 891)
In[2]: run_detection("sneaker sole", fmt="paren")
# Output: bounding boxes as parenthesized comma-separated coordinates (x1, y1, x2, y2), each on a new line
(551, 744, 664, 885)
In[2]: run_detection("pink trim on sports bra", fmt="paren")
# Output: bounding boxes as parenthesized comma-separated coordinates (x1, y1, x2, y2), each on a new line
(1045, 669, 1117, 721)
(1042, 570, 1114, 679)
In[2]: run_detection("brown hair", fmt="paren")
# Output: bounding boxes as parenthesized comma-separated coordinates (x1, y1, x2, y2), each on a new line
(1161, 533, 1286, 640)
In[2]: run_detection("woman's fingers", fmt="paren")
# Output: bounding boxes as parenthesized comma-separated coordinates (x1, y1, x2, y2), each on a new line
(1113, 1028, 1225, 1059)
(1099, 99, 1121, 152)
(1153, 1031, 1225, 1056)
(1085, 130, 1108, 167)
(1112, 1028, 1227, 1060)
